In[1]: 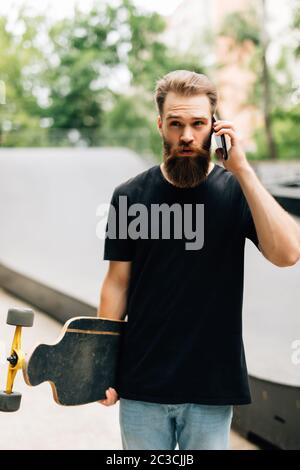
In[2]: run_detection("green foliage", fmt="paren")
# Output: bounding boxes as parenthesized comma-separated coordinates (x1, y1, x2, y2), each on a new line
(293, 0, 300, 56)
(0, 0, 207, 153)
(218, 1, 300, 160)
(40, 3, 125, 145)
(0, 0, 299, 161)
(219, 8, 260, 46)
(248, 106, 300, 160)
(0, 12, 44, 144)
(272, 106, 300, 159)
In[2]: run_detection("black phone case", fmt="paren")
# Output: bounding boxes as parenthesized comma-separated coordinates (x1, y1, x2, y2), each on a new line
(212, 115, 229, 160)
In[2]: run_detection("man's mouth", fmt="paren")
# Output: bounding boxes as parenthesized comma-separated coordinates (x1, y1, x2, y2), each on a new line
(177, 149, 195, 155)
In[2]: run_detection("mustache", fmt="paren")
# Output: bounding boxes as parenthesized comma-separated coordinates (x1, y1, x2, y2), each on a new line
(177, 145, 206, 153)
(165, 143, 210, 159)
(163, 135, 212, 159)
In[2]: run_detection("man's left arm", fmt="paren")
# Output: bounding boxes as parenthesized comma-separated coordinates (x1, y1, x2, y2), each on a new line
(214, 119, 300, 267)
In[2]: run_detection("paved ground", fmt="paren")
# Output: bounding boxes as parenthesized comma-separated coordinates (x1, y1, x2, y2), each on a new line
(0, 288, 258, 450)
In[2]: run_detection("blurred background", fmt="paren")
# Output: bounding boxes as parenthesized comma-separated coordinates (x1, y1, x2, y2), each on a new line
(0, 0, 299, 158)
(0, 0, 299, 450)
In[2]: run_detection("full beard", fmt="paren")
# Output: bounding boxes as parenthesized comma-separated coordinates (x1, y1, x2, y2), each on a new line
(162, 133, 212, 189)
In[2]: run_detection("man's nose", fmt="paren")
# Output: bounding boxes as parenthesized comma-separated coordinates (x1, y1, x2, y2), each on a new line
(180, 127, 194, 144)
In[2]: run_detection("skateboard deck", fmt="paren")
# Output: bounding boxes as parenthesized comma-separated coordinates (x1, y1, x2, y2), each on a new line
(23, 316, 126, 406)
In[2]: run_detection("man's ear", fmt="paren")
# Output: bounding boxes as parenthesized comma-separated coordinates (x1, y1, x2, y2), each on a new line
(157, 115, 163, 136)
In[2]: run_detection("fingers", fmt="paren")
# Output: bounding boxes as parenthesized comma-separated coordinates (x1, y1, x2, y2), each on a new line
(98, 387, 119, 406)
(213, 120, 235, 131)
(214, 128, 238, 147)
(99, 388, 116, 404)
(213, 120, 237, 146)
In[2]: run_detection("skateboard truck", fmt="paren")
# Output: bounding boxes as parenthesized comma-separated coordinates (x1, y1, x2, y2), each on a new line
(0, 308, 34, 412)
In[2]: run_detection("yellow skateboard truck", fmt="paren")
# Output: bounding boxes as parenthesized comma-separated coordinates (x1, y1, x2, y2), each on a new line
(0, 308, 34, 412)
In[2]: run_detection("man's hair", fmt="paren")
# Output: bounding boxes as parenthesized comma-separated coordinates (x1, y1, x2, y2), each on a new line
(154, 70, 218, 117)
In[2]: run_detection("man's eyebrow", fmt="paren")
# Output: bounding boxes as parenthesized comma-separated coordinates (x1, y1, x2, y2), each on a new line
(166, 115, 209, 121)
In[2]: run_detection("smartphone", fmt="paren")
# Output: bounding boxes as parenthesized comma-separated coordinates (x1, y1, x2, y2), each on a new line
(212, 114, 229, 161)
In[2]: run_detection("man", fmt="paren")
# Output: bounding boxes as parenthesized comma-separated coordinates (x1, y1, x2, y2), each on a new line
(97, 70, 300, 450)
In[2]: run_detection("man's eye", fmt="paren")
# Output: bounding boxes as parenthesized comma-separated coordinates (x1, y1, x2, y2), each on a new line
(170, 121, 204, 127)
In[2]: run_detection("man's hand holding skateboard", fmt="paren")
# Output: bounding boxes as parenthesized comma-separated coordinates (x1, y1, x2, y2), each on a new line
(0, 311, 126, 411)
(98, 387, 119, 406)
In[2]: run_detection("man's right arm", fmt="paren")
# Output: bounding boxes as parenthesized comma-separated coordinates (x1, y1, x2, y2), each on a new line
(97, 260, 132, 320)
(97, 260, 131, 406)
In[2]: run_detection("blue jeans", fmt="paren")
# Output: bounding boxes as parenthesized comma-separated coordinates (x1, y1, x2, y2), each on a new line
(119, 398, 233, 450)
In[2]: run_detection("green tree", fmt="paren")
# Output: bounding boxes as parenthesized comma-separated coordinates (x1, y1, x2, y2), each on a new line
(0, 0, 210, 156)
(41, 3, 124, 145)
(95, 0, 209, 159)
(293, 0, 300, 57)
(219, 1, 278, 159)
(0, 11, 45, 146)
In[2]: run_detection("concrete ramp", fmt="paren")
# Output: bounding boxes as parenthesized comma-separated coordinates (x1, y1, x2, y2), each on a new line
(0, 148, 151, 319)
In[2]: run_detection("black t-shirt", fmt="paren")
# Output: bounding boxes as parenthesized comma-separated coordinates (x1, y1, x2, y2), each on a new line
(103, 163, 260, 405)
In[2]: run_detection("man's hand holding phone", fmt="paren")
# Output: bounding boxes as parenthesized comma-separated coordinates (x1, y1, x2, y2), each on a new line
(212, 116, 251, 175)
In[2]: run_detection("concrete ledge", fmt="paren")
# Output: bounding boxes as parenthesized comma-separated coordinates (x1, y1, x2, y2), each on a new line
(269, 187, 300, 217)
(0, 262, 96, 324)
(233, 375, 300, 449)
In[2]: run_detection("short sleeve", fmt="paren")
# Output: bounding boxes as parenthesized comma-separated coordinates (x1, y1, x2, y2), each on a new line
(240, 191, 261, 251)
(103, 188, 135, 261)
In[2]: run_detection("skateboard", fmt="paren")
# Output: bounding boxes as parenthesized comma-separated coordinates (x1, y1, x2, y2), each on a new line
(0, 308, 126, 412)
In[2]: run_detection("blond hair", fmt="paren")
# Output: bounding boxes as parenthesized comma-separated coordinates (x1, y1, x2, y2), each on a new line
(154, 70, 218, 117)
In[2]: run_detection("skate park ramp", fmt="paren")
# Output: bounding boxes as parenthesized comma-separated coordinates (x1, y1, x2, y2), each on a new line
(0, 147, 151, 320)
